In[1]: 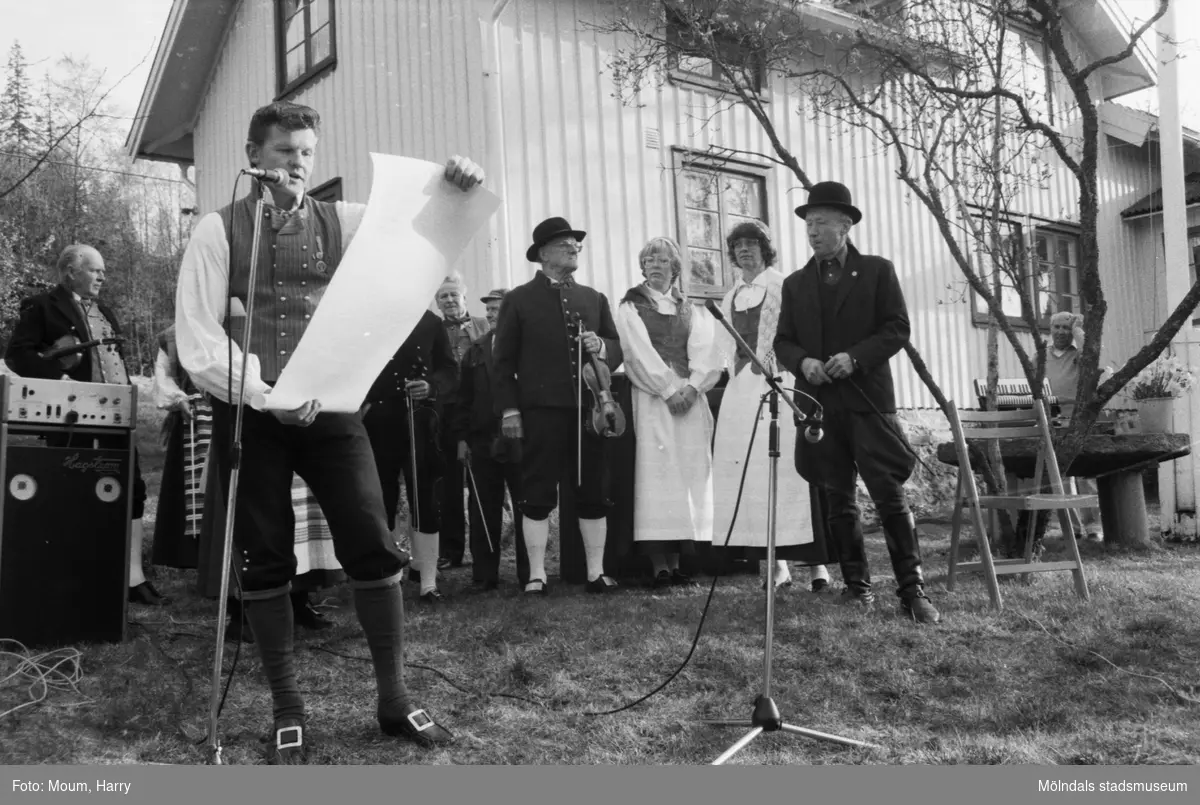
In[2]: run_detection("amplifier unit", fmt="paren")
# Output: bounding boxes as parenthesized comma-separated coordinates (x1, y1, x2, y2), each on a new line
(2, 376, 135, 428)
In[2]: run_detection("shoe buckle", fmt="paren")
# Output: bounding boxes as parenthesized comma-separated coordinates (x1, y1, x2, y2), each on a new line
(406, 709, 435, 733)
(276, 725, 303, 750)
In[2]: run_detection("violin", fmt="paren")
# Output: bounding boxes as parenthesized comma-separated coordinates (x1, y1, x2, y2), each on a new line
(38, 334, 123, 373)
(571, 316, 626, 439)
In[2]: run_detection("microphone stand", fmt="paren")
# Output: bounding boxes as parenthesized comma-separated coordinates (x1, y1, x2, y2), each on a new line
(701, 300, 879, 764)
(206, 191, 267, 765)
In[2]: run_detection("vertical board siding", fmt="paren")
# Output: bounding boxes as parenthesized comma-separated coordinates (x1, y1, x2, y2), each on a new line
(190, 0, 1162, 407)
(194, 0, 493, 312)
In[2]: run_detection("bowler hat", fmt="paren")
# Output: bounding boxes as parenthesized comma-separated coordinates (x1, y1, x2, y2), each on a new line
(526, 217, 587, 263)
(794, 181, 862, 225)
(480, 288, 509, 303)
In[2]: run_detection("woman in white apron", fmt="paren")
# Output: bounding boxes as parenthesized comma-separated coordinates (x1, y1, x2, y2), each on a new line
(616, 237, 723, 587)
(712, 221, 831, 591)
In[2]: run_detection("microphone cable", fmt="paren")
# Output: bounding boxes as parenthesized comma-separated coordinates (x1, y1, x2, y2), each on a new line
(582, 391, 768, 717)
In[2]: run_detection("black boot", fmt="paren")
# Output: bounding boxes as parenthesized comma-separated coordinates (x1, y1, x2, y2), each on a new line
(881, 513, 940, 624)
(225, 597, 254, 644)
(830, 518, 875, 605)
(291, 591, 334, 632)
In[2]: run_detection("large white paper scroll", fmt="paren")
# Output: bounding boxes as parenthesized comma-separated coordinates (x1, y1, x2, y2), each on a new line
(258, 154, 501, 412)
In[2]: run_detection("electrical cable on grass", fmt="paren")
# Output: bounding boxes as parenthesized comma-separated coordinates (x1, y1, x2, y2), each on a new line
(0, 639, 89, 721)
(1017, 612, 1200, 705)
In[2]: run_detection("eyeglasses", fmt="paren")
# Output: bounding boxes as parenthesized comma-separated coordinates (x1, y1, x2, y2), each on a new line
(547, 239, 582, 250)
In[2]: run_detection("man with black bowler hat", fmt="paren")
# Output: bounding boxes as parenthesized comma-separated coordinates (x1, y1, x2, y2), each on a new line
(492, 217, 624, 595)
(774, 182, 940, 624)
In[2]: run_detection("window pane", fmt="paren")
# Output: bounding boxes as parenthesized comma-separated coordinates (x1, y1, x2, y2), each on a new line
(683, 171, 718, 210)
(1035, 234, 1047, 261)
(677, 54, 713, 77)
(723, 175, 761, 218)
(688, 249, 719, 286)
(286, 44, 306, 83)
(310, 24, 331, 63)
(685, 209, 721, 250)
(282, 0, 307, 51)
(310, 0, 328, 31)
(1056, 236, 1075, 266)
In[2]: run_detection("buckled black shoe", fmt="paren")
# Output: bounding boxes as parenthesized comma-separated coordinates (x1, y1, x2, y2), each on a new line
(586, 575, 619, 593)
(419, 589, 446, 605)
(810, 578, 830, 593)
(379, 706, 455, 748)
(652, 570, 672, 589)
(268, 716, 308, 765)
(523, 579, 549, 596)
(837, 587, 876, 606)
(671, 570, 699, 588)
(128, 582, 167, 606)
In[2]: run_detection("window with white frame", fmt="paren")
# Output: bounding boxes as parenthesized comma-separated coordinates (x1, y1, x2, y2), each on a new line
(673, 152, 769, 298)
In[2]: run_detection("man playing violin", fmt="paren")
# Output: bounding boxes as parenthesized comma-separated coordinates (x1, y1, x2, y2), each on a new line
(492, 217, 624, 595)
(5, 243, 163, 607)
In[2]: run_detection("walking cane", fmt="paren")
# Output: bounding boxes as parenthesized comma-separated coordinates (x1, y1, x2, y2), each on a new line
(407, 388, 421, 532)
(186, 394, 202, 539)
(464, 457, 495, 555)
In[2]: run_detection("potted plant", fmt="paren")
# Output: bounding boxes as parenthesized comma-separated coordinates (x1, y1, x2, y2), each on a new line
(1127, 353, 1197, 434)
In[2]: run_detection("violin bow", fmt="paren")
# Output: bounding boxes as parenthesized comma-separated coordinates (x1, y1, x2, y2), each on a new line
(575, 316, 584, 488)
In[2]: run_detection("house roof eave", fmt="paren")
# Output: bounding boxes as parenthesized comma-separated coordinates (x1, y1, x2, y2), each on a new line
(123, 0, 238, 164)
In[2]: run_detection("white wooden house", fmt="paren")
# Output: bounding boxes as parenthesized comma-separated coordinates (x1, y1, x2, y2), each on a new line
(126, 0, 1194, 411)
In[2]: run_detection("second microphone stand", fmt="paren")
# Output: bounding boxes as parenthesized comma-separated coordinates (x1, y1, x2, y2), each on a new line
(702, 300, 880, 764)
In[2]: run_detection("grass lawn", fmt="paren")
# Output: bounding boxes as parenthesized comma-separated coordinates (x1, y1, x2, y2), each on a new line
(2, 382, 1198, 765)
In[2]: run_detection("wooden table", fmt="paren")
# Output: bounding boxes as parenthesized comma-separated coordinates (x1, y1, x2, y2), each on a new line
(936, 433, 1192, 546)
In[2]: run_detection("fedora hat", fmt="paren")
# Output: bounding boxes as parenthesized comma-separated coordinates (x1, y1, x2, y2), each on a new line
(526, 217, 587, 263)
(480, 288, 508, 303)
(794, 181, 862, 225)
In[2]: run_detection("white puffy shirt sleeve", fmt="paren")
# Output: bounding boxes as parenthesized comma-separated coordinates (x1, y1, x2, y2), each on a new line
(175, 212, 269, 405)
(615, 300, 682, 401)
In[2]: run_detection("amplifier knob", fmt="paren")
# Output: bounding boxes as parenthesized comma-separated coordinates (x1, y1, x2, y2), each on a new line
(99, 397, 108, 404)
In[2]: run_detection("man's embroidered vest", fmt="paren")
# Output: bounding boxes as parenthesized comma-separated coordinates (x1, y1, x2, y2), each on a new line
(218, 194, 343, 382)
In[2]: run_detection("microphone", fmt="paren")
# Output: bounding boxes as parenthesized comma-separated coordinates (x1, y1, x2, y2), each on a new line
(242, 167, 291, 184)
(705, 299, 726, 321)
(804, 411, 824, 444)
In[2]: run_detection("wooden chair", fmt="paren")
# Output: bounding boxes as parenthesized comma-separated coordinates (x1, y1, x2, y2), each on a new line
(945, 399, 1092, 610)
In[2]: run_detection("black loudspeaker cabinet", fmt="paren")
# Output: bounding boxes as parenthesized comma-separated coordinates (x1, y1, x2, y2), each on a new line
(0, 442, 130, 646)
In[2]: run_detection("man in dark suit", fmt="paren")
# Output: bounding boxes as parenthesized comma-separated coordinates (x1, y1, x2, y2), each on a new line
(492, 217, 624, 595)
(453, 288, 529, 591)
(363, 309, 458, 604)
(774, 183, 940, 624)
(5, 244, 163, 606)
(434, 273, 490, 570)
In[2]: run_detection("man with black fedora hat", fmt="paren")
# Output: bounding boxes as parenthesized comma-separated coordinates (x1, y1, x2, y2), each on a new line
(492, 217, 624, 595)
(774, 181, 941, 624)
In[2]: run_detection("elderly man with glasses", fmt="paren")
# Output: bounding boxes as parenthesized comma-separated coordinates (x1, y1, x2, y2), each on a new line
(491, 217, 624, 596)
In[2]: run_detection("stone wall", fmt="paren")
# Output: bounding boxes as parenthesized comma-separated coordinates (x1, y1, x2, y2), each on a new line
(853, 408, 960, 527)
